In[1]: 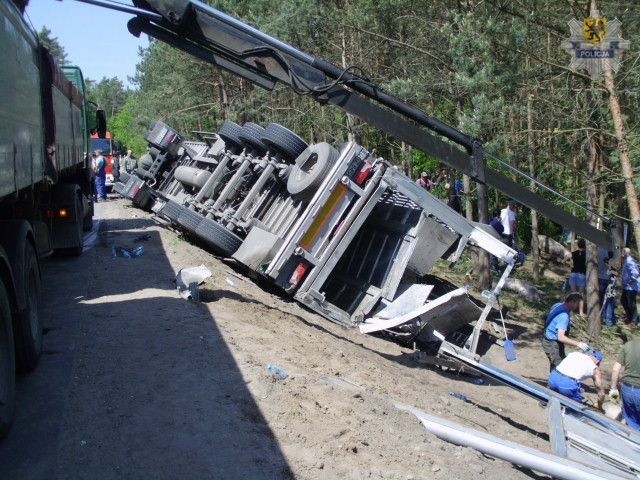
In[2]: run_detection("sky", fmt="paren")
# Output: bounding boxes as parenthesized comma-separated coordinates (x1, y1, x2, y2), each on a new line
(25, 0, 149, 88)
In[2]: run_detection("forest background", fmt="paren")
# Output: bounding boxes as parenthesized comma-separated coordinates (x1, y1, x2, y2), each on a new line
(40, 0, 640, 337)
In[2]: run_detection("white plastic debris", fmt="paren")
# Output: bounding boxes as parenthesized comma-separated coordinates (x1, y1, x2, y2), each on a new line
(176, 264, 212, 300)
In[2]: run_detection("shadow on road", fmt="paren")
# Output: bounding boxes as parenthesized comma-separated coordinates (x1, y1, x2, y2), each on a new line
(0, 215, 293, 479)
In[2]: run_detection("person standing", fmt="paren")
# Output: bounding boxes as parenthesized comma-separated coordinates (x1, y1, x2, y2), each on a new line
(415, 172, 434, 191)
(610, 339, 640, 430)
(598, 247, 616, 327)
(90, 152, 98, 203)
(500, 200, 517, 247)
(548, 349, 605, 408)
(124, 149, 137, 173)
(489, 210, 504, 237)
(445, 177, 464, 214)
(489, 211, 505, 271)
(112, 151, 121, 184)
(542, 292, 589, 372)
(93, 150, 107, 202)
(569, 239, 587, 316)
(621, 247, 640, 326)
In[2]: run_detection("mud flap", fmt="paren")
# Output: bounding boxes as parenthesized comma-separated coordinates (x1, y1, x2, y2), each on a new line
(233, 226, 283, 271)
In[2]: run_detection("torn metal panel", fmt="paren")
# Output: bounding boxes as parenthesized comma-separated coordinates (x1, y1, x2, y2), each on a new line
(360, 287, 469, 334)
(563, 413, 640, 478)
(407, 215, 459, 275)
(369, 284, 434, 321)
(396, 403, 632, 480)
(440, 342, 640, 445)
(547, 397, 568, 457)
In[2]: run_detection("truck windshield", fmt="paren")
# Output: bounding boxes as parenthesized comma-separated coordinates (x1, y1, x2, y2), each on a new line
(91, 138, 112, 154)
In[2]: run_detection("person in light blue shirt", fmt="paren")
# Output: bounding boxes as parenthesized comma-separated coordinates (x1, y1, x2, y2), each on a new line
(541, 292, 589, 371)
(621, 248, 640, 325)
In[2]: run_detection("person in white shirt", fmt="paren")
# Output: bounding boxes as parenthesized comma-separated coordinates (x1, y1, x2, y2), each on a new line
(500, 200, 517, 247)
(547, 349, 605, 408)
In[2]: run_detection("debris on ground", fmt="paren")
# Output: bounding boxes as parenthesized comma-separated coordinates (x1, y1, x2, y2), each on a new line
(111, 245, 144, 259)
(175, 264, 212, 300)
(266, 364, 288, 380)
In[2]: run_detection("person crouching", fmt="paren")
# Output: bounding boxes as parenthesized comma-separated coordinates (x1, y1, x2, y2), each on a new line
(548, 349, 605, 409)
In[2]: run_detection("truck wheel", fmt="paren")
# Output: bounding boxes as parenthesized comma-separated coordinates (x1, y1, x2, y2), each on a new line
(195, 217, 243, 257)
(0, 277, 16, 440)
(287, 143, 340, 202)
(82, 207, 93, 232)
(261, 123, 308, 163)
(238, 122, 268, 157)
(218, 121, 244, 154)
(82, 193, 94, 232)
(64, 194, 83, 257)
(14, 242, 41, 372)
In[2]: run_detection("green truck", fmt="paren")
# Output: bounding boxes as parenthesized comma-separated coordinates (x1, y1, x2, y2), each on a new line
(0, 0, 95, 438)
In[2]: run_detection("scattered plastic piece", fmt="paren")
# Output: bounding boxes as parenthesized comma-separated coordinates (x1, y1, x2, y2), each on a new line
(176, 265, 212, 300)
(473, 377, 485, 385)
(111, 245, 144, 258)
(267, 364, 288, 380)
(449, 391, 468, 402)
(225, 277, 235, 287)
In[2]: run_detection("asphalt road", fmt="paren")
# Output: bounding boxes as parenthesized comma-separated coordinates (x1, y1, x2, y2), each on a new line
(0, 201, 292, 480)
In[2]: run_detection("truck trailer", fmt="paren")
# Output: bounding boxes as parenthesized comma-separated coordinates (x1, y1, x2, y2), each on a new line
(0, 0, 94, 438)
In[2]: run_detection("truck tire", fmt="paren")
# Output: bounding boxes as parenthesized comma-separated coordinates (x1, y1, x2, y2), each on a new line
(218, 121, 244, 154)
(261, 123, 308, 163)
(195, 217, 242, 257)
(287, 143, 340, 202)
(82, 193, 94, 232)
(0, 277, 16, 440)
(82, 211, 93, 232)
(68, 194, 84, 257)
(238, 122, 267, 157)
(14, 242, 41, 372)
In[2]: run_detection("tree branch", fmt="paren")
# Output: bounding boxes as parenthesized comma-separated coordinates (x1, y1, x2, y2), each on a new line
(342, 23, 456, 73)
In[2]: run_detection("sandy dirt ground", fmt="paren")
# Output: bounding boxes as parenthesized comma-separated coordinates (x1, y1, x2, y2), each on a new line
(1, 196, 613, 480)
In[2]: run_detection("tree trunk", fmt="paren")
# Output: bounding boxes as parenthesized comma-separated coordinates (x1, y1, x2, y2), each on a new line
(527, 93, 540, 282)
(341, 26, 359, 143)
(589, 0, 640, 249)
(217, 75, 229, 121)
(476, 157, 490, 289)
(604, 69, 640, 249)
(586, 133, 601, 338)
(463, 174, 472, 221)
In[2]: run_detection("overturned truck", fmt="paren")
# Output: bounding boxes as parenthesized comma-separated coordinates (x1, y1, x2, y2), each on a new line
(117, 119, 516, 355)
(111, 0, 614, 359)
